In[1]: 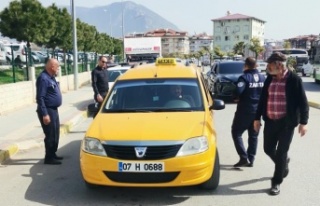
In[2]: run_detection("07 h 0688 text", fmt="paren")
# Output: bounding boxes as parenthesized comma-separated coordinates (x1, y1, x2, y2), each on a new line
(118, 162, 164, 172)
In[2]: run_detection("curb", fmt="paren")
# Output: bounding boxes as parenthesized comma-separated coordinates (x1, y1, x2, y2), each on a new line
(308, 101, 320, 109)
(0, 111, 88, 165)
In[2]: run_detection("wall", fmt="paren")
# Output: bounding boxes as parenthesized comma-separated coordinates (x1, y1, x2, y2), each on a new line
(0, 66, 91, 115)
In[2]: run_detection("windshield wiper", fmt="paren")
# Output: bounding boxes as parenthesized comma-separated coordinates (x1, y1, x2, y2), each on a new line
(152, 108, 193, 112)
(105, 109, 152, 113)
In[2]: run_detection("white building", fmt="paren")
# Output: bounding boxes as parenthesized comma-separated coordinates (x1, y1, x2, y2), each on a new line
(145, 29, 189, 56)
(189, 33, 213, 53)
(211, 11, 266, 53)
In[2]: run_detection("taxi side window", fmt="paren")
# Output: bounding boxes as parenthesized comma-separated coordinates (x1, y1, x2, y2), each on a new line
(199, 74, 210, 102)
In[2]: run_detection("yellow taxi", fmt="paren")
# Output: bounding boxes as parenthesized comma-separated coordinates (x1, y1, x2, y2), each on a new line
(80, 58, 225, 190)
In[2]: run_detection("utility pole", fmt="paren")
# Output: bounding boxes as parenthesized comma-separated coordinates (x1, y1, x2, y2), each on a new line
(71, 0, 79, 90)
(122, 0, 125, 62)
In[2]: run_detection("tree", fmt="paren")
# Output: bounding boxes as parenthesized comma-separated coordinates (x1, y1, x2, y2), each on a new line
(112, 38, 123, 58)
(233, 41, 246, 56)
(42, 4, 72, 53)
(0, 0, 52, 65)
(283, 40, 292, 55)
(76, 21, 97, 53)
(249, 37, 264, 59)
(213, 46, 225, 59)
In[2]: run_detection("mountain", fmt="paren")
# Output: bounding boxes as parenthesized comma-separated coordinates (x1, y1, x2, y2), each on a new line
(69, 1, 180, 38)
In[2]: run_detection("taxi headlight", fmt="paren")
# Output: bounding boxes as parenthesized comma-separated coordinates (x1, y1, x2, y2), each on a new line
(82, 137, 107, 156)
(176, 136, 208, 156)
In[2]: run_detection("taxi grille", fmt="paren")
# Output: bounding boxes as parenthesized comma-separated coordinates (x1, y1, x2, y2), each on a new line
(104, 171, 180, 183)
(102, 144, 182, 160)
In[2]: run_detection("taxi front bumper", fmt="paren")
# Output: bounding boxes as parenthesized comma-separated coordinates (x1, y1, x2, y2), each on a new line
(80, 148, 216, 187)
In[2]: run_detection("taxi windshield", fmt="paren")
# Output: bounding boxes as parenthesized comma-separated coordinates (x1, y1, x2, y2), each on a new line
(102, 78, 204, 112)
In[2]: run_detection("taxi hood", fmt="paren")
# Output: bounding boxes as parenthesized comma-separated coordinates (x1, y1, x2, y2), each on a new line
(86, 112, 206, 141)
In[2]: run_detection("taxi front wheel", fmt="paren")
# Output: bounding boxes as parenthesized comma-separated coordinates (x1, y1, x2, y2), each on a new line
(199, 150, 220, 190)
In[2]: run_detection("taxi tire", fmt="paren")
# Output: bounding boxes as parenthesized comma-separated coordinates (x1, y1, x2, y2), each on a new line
(199, 150, 220, 190)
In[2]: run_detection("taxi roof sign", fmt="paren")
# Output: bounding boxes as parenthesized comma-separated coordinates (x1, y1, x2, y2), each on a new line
(156, 58, 177, 66)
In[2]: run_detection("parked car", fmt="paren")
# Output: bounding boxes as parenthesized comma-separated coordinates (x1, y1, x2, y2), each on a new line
(207, 61, 244, 99)
(107, 65, 132, 88)
(32, 51, 47, 63)
(0, 42, 6, 64)
(256, 60, 267, 73)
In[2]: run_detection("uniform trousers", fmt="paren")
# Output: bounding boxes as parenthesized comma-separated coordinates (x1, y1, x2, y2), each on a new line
(231, 113, 259, 163)
(37, 108, 60, 160)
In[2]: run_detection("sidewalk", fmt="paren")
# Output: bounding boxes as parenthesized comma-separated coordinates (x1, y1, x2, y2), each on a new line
(0, 84, 94, 163)
(0, 81, 320, 164)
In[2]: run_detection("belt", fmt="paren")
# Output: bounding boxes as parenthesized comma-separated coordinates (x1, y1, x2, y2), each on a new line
(46, 106, 58, 110)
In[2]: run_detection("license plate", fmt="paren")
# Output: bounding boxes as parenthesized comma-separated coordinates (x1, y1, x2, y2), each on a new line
(118, 161, 165, 172)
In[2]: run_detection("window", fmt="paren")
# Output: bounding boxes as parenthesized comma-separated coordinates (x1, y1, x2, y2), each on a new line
(244, 35, 249, 40)
(234, 25, 240, 32)
(217, 62, 244, 74)
(225, 26, 230, 34)
(225, 36, 230, 41)
(215, 36, 221, 41)
(216, 26, 221, 32)
(234, 35, 240, 41)
(243, 25, 249, 31)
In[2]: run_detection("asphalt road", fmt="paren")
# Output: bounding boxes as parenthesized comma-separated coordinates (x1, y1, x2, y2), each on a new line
(0, 97, 319, 205)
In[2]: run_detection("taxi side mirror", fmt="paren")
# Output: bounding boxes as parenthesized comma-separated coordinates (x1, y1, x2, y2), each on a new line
(209, 99, 225, 110)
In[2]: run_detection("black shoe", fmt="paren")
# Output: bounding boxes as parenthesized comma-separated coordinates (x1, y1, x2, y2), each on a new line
(44, 159, 62, 165)
(247, 162, 254, 167)
(269, 183, 280, 195)
(54, 155, 64, 160)
(283, 157, 290, 178)
(233, 158, 249, 167)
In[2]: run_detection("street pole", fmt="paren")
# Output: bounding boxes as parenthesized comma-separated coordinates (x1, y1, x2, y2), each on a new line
(122, 0, 125, 62)
(110, 12, 112, 37)
(103, 9, 112, 37)
(71, 0, 79, 90)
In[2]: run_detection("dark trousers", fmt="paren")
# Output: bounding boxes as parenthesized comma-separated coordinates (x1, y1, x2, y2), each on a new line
(93, 93, 106, 118)
(231, 113, 259, 163)
(37, 108, 60, 159)
(263, 117, 294, 184)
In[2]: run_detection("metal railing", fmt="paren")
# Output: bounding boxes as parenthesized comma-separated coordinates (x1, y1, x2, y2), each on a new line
(0, 49, 98, 84)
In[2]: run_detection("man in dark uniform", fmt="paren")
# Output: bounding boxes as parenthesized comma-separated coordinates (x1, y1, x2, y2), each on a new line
(231, 57, 265, 167)
(91, 56, 109, 117)
(36, 58, 63, 165)
(254, 52, 309, 195)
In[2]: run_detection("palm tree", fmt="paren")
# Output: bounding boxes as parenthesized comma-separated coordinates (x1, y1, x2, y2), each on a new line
(233, 41, 246, 56)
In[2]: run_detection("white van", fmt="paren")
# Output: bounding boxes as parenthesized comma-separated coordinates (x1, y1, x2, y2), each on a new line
(4, 43, 27, 63)
(272, 49, 309, 74)
(0, 42, 6, 64)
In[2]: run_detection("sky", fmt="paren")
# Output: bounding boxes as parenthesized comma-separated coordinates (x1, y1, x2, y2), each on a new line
(1, 0, 320, 40)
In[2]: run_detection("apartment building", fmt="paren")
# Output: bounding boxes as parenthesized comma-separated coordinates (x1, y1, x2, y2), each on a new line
(285, 34, 318, 50)
(145, 29, 189, 56)
(189, 33, 213, 53)
(211, 11, 266, 53)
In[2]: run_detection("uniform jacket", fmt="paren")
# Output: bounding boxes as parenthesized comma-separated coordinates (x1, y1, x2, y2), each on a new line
(234, 69, 265, 115)
(254, 70, 309, 127)
(36, 70, 62, 116)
